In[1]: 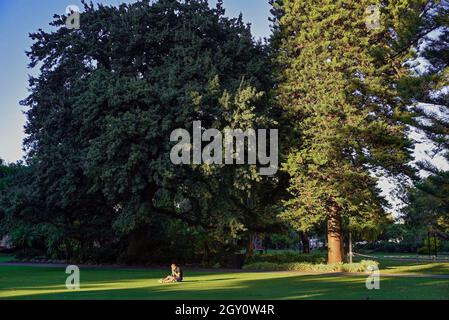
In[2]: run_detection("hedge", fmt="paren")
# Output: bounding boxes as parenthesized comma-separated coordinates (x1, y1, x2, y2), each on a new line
(246, 252, 327, 264)
(243, 260, 379, 273)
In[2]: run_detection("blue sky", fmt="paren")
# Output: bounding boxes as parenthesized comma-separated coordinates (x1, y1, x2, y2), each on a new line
(0, 0, 272, 163)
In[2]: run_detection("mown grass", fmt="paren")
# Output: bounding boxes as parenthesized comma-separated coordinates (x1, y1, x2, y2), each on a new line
(352, 252, 449, 275)
(378, 260, 449, 275)
(0, 265, 448, 300)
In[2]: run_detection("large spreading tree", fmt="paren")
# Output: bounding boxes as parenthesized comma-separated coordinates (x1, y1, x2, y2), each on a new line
(2, 0, 278, 262)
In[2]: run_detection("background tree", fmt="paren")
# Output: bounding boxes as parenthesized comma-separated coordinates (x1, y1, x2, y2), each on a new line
(397, 1, 449, 154)
(403, 171, 449, 234)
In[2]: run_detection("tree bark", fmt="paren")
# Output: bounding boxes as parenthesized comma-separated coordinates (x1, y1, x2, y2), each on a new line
(341, 233, 346, 262)
(327, 210, 343, 264)
(245, 233, 255, 260)
(300, 232, 310, 254)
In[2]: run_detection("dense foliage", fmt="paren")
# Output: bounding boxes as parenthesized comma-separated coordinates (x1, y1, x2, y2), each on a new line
(270, 0, 439, 263)
(0, 0, 281, 265)
(243, 260, 378, 273)
(398, 0, 449, 152)
(0, 0, 448, 265)
(404, 171, 449, 234)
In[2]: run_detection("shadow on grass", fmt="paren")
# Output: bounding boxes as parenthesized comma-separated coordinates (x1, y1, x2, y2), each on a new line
(379, 261, 449, 275)
(1, 267, 448, 300)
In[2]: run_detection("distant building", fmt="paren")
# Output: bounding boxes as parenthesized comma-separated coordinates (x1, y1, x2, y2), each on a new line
(0, 235, 13, 249)
(309, 238, 324, 249)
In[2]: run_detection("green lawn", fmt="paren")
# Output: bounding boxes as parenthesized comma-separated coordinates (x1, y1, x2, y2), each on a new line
(353, 252, 449, 275)
(0, 265, 448, 300)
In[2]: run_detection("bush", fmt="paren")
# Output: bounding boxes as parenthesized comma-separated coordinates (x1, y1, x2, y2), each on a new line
(341, 260, 379, 273)
(440, 241, 449, 253)
(243, 260, 378, 273)
(355, 241, 420, 253)
(417, 238, 441, 255)
(242, 262, 282, 271)
(14, 247, 46, 260)
(280, 262, 343, 272)
(246, 252, 326, 264)
(358, 239, 449, 255)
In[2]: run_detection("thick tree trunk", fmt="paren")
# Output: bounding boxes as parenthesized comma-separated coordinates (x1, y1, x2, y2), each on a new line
(327, 211, 343, 264)
(341, 233, 346, 262)
(300, 232, 310, 254)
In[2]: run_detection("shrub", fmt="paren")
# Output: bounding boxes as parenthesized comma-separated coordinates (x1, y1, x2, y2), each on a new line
(243, 260, 378, 273)
(14, 248, 46, 260)
(440, 241, 449, 253)
(280, 262, 343, 272)
(417, 238, 441, 255)
(341, 260, 379, 273)
(246, 252, 326, 264)
(242, 262, 282, 271)
(355, 240, 420, 253)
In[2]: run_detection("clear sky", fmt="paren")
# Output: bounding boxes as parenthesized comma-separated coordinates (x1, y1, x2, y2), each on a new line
(0, 0, 272, 163)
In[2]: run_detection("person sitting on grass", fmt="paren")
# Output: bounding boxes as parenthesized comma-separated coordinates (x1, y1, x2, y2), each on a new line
(159, 264, 183, 284)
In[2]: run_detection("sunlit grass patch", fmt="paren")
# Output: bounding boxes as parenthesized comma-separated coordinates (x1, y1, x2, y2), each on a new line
(0, 265, 448, 300)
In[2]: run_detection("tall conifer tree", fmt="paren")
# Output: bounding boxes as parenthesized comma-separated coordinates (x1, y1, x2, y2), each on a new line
(272, 0, 415, 263)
